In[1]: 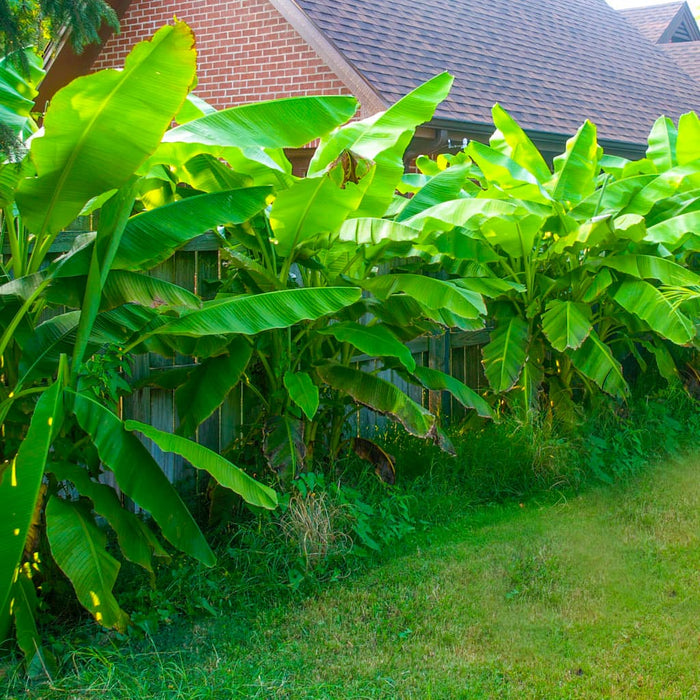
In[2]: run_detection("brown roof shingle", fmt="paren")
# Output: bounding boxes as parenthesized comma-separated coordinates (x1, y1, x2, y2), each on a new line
(661, 41, 700, 81)
(295, 0, 700, 145)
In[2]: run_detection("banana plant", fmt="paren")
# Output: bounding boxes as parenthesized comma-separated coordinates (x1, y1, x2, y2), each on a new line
(405, 106, 700, 418)
(131, 72, 493, 482)
(0, 22, 370, 672)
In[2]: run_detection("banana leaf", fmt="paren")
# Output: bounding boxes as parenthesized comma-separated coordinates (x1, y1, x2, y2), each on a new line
(646, 116, 677, 171)
(613, 280, 695, 345)
(489, 103, 551, 182)
(541, 300, 592, 352)
(270, 171, 369, 257)
(0, 48, 44, 142)
(623, 164, 700, 216)
(0, 372, 64, 643)
(482, 314, 529, 393)
(317, 363, 435, 438)
(154, 287, 362, 337)
(114, 187, 272, 270)
(412, 366, 492, 418)
(176, 337, 252, 437)
(600, 255, 700, 287)
(396, 163, 472, 221)
(570, 175, 656, 220)
(676, 112, 700, 166)
(70, 391, 215, 566)
(363, 274, 485, 320)
(548, 121, 599, 207)
(45, 497, 129, 631)
(16, 21, 197, 238)
(317, 321, 416, 372)
(125, 421, 278, 510)
(283, 371, 319, 421)
(309, 73, 453, 216)
(158, 95, 358, 160)
(336, 217, 421, 247)
(404, 197, 524, 235)
(568, 331, 628, 399)
(49, 461, 168, 572)
(645, 211, 700, 248)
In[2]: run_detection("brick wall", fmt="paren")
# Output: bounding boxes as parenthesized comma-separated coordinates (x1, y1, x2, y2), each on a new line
(92, 0, 353, 109)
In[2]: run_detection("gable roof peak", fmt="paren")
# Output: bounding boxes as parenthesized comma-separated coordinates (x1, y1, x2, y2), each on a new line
(620, 1, 700, 43)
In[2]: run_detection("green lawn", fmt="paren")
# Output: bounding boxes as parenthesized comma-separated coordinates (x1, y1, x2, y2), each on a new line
(4, 451, 700, 699)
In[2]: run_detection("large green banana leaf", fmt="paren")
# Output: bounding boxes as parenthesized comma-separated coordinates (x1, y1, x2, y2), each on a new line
(157, 95, 358, 164)
(317, 363, 436, 438)
(124, 421, 278, 509)
(71, 391, 215, 566)
(363, 274, 485, 319)
(467, 140, 545, 195)
(570, 175, 656, 220)
(269, 170, 370, 257)
(646, 116, 677, 171)
(0, 373, 64, 642)
(404, 198, 525, 234)
(482, 314, 529, 393)
(412, 366, 493, 418)
(0, 48, 44, 142)
(600, 255, 700, 287)
(114, 187, 272, 271)
(676, 112, 700, 165)
(568, 331, 628, 399)
(431, 230, 503, 263)
(16, 312, 79, 386)
(396, 164, 472, 222)
(613, 280, 695, 345)
(322, 218, 420, 270)
(45, 497, 129, 631)
(310, 73, 452, 174)
(623, 164, 700, 216)
(489, 104, 551, 182)
(101, 270, 201, 311)
(547, 121, 599, 207)
(479, 213, 547, 260)
(21, 188, 253, 294)
(644, 187, 700, 227)
(645, 211, 700, 248)
(541, 300, 592, 352)
(16, 21, 197, 239)
(153, 287, 362, 337)
(318, 321, 416, 372)
(309, 73, 453, 216)
(49, 461, 167, 573)
(175, 337, 252, 437)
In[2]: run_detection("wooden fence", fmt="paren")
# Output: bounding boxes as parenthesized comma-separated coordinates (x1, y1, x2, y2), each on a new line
(5, 230, 488, 483)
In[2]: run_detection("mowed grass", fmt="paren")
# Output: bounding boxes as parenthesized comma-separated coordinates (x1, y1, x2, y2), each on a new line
(4, 451, 700, 699)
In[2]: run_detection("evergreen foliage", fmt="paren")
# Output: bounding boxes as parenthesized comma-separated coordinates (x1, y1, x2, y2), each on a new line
(0, 0, 118, 58)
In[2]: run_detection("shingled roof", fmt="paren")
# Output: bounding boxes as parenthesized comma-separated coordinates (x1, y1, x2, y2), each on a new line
(618, 2, 692, 42)
(291, 0, 700, 148)
(661, 41, 700, 80)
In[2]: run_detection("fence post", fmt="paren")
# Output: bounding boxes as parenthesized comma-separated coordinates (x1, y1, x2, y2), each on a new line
(428, 329, 450, 418)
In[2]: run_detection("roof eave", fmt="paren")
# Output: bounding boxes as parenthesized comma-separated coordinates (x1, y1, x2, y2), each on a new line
(425, 117, 648, 160)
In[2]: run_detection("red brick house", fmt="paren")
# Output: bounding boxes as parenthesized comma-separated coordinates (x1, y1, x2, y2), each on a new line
(40, 0, 700, 160)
